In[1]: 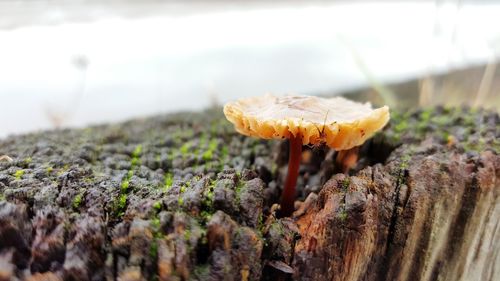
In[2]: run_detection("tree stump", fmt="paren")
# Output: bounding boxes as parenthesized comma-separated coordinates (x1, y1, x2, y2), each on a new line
(0, 107, 498, 281)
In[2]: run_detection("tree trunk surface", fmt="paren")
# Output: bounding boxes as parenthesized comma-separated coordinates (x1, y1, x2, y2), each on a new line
(0, 107, 498, 281)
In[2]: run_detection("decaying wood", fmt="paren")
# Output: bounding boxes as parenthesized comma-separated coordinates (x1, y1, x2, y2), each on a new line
(0, 107, 498, 280)
(294, 146, 499, 281)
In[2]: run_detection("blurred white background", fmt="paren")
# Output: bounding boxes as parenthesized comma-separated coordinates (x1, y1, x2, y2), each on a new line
(0, 0, 499, 137)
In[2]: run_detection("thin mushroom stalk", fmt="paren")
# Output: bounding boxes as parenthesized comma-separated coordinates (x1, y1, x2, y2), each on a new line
(280, 134, 303, 217)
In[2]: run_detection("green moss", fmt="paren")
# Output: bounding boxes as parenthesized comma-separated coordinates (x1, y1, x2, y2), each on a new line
(178, 197, 184, 206)
(132, 144, 143, 158)
(400, 152, 411, 170)
(217, 146, 230, 170)
(118, 194, 127, 210)
(201, 180, 216, 214)
(202, 150, 213, 161)
(203, 188, 214, 208)
(24, 157, 32, 165)
(55, 164, 70, 176)
(271, 163, 278, 175)
(420, 108, 432, 123)
(200, 132, 208, 145)
(234, 179, 246, 206)
(14, 169, 24, 180)
(335, 177, 351, 224)
(155, 154, 161, 163)
(83, 177, 94, 184)
(205, 190, 214, 203)
(393, 120, 408, 133)
(130, 157, 140, 166)
(338, 210, 348, 222)
(200, 210, 213, 222)
(269, 222, 286, 236)
(462, 114, 476, 127)
(130, 144, 142, 167)
(208, 139, 218, 150)
(257, 213, 265, 233)
(441, 131, 451, 143)
(461, 137, 494, 152)
(153, 201, 162, 211)
(149, 239, 158, 259)
(173, 128, 196, 145)
(395, 149, 413, 186)
(210, 121, 218, 136)
(221, 146, 229, 157)
(183, 128, 194, 139)
(151, 217, 161, 230)
(72, 193, 83, 209)
(431, 115, 451, 126)
(193, 264, 210, 279)
(46, 166, 53, 174)
(112, 145, 144, 218)
(180, 142, 191, 155)
(389, 118, 409, 143)
(341, 178, 350, 191)
(183, 228, 191, 241)
(167, 151, 175, 161)
(164, 173, 174, 191)
(121, 180, 130, 192)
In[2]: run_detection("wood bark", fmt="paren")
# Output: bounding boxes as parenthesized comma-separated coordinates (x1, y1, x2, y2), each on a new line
(0, 108, 498, 281)
(293, 145, 499, 281)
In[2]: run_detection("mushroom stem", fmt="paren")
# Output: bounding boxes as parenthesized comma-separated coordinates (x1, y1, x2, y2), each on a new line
(335, 146, 360, 174)
(280, 134, 302, 217)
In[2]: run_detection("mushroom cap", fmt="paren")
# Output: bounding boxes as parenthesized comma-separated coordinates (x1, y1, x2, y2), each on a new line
(223, 94, 390, 150)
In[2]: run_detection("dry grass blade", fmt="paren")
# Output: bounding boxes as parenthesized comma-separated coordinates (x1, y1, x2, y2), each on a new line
(0, 155, 13, 162)
(473, 61, 497, 108)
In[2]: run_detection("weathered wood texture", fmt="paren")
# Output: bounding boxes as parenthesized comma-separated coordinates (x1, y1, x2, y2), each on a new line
(0, 107, 498, 281)
(294, 147, 499, 281)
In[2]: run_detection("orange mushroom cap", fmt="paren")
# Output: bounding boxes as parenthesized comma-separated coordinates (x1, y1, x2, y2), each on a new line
(223, 94, 390, 150)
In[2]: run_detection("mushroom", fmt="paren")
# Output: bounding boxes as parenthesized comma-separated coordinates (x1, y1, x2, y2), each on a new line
(223, 94, 389, 217)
